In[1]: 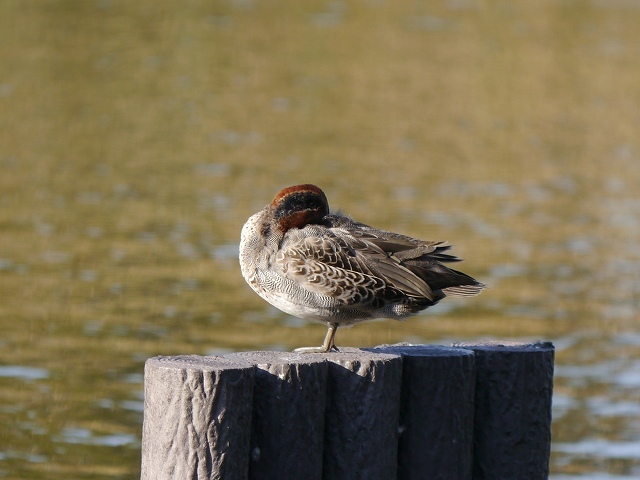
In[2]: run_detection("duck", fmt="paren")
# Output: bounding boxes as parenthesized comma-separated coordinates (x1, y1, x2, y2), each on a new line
(239, 184, 485, 353)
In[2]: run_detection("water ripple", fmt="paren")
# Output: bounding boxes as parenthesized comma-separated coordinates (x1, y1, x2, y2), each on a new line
(0, 365, 50, 381)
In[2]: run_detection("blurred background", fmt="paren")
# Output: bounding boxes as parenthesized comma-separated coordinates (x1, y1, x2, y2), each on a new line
(1, 0, 639, 478)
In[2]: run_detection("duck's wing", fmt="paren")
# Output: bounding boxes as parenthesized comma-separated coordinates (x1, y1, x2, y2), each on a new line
(275, 224, 435, 307)
(322, 216, 486, 296)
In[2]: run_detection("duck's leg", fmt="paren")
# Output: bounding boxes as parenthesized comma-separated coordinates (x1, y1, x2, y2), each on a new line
(294, 322, 339, 353)
(321, 322, 339, 352)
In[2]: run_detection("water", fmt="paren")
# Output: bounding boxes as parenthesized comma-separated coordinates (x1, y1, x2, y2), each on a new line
(1, 1, 640, 478)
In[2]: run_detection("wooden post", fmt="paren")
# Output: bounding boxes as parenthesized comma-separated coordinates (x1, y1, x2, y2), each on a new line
(140, 355, 255, 480)
(321, 348, 403, 480)
(224, 351, 328, 480)
(140, 343, 554, 480)
(453, 341, 555, 480)
(370, 345, 476, 480)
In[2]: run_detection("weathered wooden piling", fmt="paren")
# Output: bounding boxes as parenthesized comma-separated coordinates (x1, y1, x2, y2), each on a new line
(140, 355, 255, 480)
(454, 341, 555, 480)
(370, 345, 476, 480)
(140, 342, 554, 480)
(224, 351, 328, 480)
(322, 348, 403, 480)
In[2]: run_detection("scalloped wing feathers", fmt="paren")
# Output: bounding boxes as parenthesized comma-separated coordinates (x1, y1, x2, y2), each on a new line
(274, 218, 479, 311)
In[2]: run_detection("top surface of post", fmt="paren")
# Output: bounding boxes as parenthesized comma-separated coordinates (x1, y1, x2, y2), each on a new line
(146, 354, 255, 371)
(452, 340, 555, 352)
(321, 346, 402, 360)
(225, 350, 329, 366)
(370, 343, 476, 357)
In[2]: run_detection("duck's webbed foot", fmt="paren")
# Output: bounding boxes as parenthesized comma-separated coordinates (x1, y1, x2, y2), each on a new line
(293, 323, 339, 353)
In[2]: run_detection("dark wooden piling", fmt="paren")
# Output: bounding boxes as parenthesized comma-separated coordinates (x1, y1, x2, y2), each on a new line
(140, 355, 255, 480)
(224, 351, 328, 480)
(322, 349, 403, 480)
(140, 342, 554, 480)
(370, 345, 476, 480)
(454, 341, 555, 480)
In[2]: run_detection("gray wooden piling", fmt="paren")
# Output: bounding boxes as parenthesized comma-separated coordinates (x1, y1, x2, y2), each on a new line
(322, 348, 403, 480)
(224, 351, 328, 480)
(454, 341, 555, 480)
(369, 345, 476, 480)
(140, 342, 554, 480)
(140, 355, 255, 480)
